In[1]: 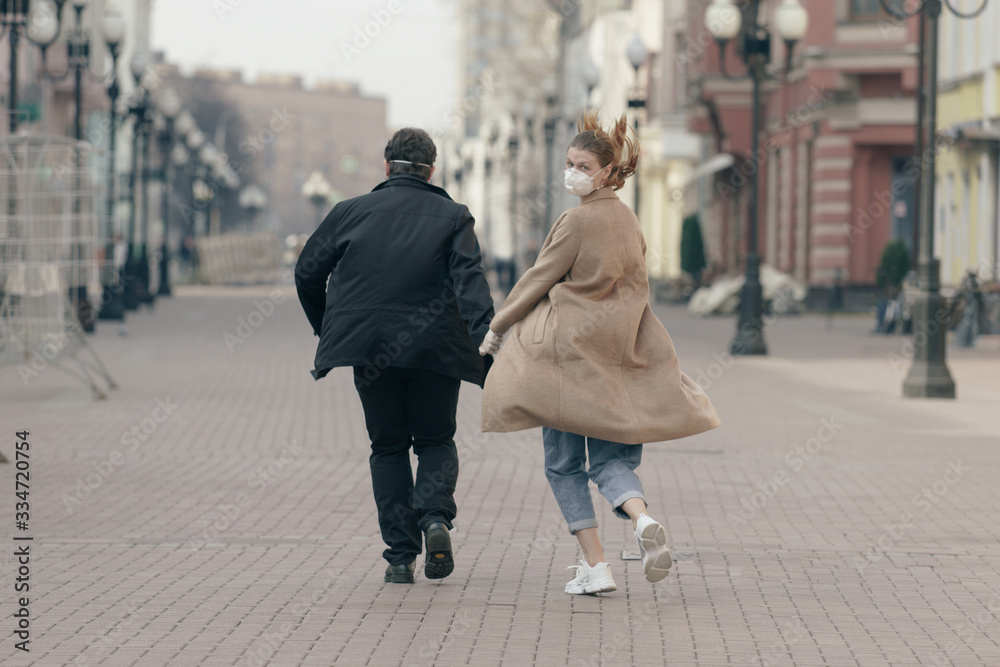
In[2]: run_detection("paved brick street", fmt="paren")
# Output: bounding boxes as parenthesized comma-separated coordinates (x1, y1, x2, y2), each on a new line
(1, 283, 999, 666)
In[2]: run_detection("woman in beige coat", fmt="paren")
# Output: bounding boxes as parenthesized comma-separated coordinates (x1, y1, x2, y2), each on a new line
(480, 112, 721, 595)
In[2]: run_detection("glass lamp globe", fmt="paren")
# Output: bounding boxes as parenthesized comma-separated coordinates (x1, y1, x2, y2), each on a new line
(26, 4, 60, 48)
(705, 0, 742, 41)
(775, 0, 809, 42)
(102, 7, 125, 47)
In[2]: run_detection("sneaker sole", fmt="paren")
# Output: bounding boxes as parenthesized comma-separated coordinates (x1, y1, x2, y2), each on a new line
(638, 521, 673, 582)
(584, 581, 617, 594)
(384, 573, 414, 584)
(565, 582, 617, 595)
(424, 527, 454, 580)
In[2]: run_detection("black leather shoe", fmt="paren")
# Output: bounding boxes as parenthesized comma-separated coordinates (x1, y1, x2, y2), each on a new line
(424, 522, 454, 580)
(384, 561, 416, 584)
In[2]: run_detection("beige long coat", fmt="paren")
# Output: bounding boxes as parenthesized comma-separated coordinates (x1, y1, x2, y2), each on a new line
(481, 187, 721, 445)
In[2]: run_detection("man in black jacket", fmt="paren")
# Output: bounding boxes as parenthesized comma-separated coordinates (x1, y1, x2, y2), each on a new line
(295, 128, 497, 584)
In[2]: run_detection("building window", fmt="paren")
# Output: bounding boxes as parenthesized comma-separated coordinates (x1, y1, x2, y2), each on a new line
(850, 0, 903, 21)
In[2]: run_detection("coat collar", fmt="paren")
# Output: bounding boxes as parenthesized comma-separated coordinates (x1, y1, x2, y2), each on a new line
(580, 187, 619, 205)
(371, 174, 454, 201)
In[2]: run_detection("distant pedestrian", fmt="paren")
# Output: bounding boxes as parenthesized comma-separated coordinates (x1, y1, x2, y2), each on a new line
(295, 128, 495, 584)
(113, 235, 128, 336)
(480, 112, 721, 595)
(826, 267, 843, 329)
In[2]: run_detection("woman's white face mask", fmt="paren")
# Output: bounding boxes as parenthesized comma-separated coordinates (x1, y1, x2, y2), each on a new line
(564, 168, 597, 196)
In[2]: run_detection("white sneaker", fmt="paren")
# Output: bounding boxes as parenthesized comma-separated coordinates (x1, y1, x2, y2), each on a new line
(635, 514, 673, 582)
(564, 559, 617, 595)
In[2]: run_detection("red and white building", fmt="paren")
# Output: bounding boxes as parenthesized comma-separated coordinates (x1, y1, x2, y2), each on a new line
(686, 0, 920, 290)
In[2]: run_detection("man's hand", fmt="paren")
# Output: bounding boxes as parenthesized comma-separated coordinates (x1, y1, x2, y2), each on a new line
(479, 329, 505, 356)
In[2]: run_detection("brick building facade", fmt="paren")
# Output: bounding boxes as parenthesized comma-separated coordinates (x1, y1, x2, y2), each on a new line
(687, 0, 920, 289)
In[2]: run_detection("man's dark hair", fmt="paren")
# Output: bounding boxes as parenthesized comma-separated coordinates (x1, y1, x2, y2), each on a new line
(384, 128, 436, 180)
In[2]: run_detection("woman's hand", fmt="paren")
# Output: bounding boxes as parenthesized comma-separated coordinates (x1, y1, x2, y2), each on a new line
(479, 329, 505, 356)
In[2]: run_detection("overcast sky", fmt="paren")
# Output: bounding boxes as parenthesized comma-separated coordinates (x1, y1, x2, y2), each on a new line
(150, 0, 459, 130)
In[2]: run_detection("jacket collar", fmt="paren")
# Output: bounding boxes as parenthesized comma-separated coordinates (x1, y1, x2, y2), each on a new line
(371, 174, 454, 201)
(581, 187, 619, 205)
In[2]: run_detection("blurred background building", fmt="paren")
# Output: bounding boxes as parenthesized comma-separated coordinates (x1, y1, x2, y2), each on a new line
(158, 64, 388, 237)
(449, 0, 998, 302)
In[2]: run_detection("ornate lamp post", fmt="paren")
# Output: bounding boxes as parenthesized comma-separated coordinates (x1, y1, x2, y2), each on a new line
(878, 0, 987, 398)
(626, 35, 648, 218)
(198, 142, 222, 234)
(155, 87, 181, 296)
(542, 78, 559, 236)
(97, 3, 125, 321)
(123, 54, 153, 309)
(301, 170, 332, 227)
(185, 129, 210, 237)
(4, 0, 77, 132)
(705, 0, 809, 356)
(239, 184, 267, 232)
(508, 108, 520, 279)
(28, 0, 98, 328)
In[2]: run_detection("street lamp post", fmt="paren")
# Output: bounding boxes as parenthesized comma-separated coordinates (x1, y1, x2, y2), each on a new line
(542, 79, 558, 238)
(239, 184, 267, 232)
(198, 142, 221, 234)
(508, 114, 520, 279)
(301, 171, 332, 227)
(184, 127, 208, 239)
(30, 0, 97, 329)
(878, 0, 987, 398)
(155, 87, 181, 296)
(627, 35, 648, 217)
(705, 0, 809, 356)
(2, 0, 47, 133)
(123, 54, 152, 309)
(97, 4, 125, 321)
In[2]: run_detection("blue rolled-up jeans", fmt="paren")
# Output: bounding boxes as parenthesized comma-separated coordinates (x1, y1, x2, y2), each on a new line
(542, 427, 645, 534)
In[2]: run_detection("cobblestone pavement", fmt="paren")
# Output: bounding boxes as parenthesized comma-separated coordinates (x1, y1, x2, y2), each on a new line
(1, 284, 998, 666)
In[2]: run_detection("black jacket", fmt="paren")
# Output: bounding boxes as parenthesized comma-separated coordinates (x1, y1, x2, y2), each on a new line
(295, 175, 494, 386)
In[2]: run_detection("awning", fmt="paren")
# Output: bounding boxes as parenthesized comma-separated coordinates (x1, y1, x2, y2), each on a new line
(956, 127, 1000, 143)
(686, 153, 735, 185)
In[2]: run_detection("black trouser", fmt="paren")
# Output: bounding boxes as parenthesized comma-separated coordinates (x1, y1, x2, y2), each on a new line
(353, 366, 461, 566)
